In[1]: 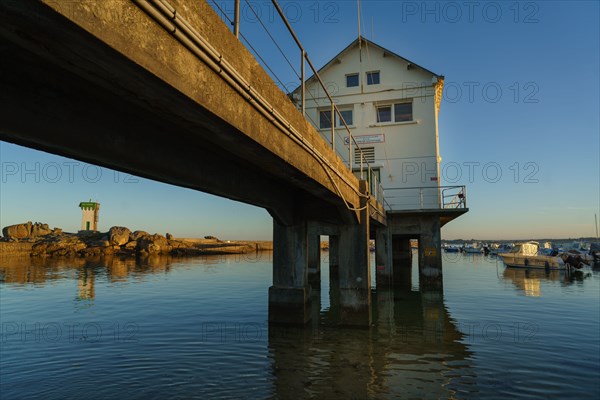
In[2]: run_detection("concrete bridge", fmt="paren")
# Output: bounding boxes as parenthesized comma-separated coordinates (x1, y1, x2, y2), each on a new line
(0, 0, 461, 325)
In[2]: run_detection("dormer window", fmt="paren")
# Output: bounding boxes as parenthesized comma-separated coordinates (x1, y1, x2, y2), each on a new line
(366, 71, 380, 85)
(346, 73, 359, 87)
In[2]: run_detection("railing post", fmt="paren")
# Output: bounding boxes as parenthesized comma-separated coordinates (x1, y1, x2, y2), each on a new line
(349, 133, 352, 169)
(360, 153, 363, 179)
(233, 0, 240, 38)
(330, 102, 335, 149)
(301, 50, 305, 116)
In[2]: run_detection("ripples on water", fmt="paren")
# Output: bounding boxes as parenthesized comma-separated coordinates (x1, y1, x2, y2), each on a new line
(1, 252, 599, 399)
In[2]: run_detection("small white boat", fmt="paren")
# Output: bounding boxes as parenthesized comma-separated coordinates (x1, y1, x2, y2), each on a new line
(499, 241, 565, 270)
(490, 243, 512, 255)
(462, 242, 483, 253)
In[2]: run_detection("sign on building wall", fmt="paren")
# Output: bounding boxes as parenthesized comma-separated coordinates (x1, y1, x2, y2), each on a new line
(344, 134, 385, 145)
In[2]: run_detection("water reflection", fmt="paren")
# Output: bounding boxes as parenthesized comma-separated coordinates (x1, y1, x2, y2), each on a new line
(1, 254, 475, 398)
(2, 253, 598, 398)
(501, 267, 593, 297)
(268, 284, 474, 398)
(0, 254, 214, 305)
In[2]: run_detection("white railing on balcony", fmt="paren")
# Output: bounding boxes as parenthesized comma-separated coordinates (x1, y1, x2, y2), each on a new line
(384, 185, 467, 211)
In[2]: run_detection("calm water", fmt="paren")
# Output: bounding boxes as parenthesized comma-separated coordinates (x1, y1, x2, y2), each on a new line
(1, 251, 599, 399)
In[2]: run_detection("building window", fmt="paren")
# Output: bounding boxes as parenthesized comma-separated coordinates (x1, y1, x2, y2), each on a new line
(319, 108, 354, 128)
(394, 102, 413, 122)
(376, 101, 413, 124)
(366, 71, 380, 85)
(339, 109, 353, 126)
(346, 73, 359, 87)
(376, 105, 392, 123)
(319, 110, 332, 129)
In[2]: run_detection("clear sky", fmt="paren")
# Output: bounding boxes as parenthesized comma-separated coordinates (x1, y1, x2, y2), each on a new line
(1, 1, 598, 240)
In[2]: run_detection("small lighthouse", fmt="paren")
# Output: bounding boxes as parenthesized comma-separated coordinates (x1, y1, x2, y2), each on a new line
(79, 200, 100, 231)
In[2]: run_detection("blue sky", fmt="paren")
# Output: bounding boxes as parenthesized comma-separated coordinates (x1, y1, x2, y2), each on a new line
(1, 1, 598, 240)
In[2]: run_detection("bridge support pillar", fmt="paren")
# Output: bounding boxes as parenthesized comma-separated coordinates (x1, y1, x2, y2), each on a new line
(418, 218, 443, 291)
(328, 235, 339, 281)
(307, 229, 321, 290)
(269, 220, 311, 325)
(338, 181, 371, 326)
(392, 236, 413, 290)
(375, 227, 392, 287)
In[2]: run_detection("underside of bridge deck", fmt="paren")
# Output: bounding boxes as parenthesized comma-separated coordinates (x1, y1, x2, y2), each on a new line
(0, 0, 380, 326)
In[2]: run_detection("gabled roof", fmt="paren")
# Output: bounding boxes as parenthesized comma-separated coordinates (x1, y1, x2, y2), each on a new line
(291, 36, 442, 95)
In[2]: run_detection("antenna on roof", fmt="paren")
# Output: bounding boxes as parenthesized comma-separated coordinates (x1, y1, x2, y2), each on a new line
(357, 0, 362, 45)
(357, 0, 363, 93)
(371, 16, 374, 40)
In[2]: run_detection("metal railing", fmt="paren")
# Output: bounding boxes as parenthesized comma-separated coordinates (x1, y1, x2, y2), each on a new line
(214, 0, 385, 204)
(384, 185, 467, 211)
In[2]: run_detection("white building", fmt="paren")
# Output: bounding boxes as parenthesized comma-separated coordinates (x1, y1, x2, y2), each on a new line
(292, 37, 467, 284)
(293, 37, 448, 210)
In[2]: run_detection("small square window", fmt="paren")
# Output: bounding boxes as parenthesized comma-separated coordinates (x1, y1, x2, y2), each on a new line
(394, 103, 413, 122)
(346, 74, 359, 87)
(319, 110, 332, 129)
(376, 106, 391, 123)
(339, 109, 353, 126)
(366, 71, 380, 85)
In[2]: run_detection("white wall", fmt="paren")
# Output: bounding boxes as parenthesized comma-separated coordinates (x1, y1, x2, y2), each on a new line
(81, 208, 96, 230)
(299, 43, 442, 210)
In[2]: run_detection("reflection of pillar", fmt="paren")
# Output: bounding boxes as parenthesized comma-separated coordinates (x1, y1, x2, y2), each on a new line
(421, 290, 445, 345)
(268, 321, 373, 399)
(392, 236, 412, 290)
(310, 286, 322, 330)
(338, 180, 371, 326)
(269, 220, 311, 324)
(376, 288, 395, 334)
(375, 227, 392, 287)
(268, 326, 313, 396)
(418, 217, 442, 291)
(307, 233, 321, 290)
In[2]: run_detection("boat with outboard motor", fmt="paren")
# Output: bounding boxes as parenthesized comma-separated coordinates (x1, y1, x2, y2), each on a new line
(498, 241, 568, 270)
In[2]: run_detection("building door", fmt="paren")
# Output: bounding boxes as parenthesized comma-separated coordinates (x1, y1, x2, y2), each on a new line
(86, 221, 90, 230)
(369, 168, 381, 194)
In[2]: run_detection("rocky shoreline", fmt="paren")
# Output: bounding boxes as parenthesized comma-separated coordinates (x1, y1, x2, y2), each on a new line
(1, 222, 272, 258)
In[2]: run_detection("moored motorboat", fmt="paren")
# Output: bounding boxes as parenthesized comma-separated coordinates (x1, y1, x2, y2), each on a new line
(591, 242, 600, 265)
(444, 245, 460, 253)
(462, 242, 483, 253)
(490, 243, 512, 255)
(499, 241, 567, 270)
